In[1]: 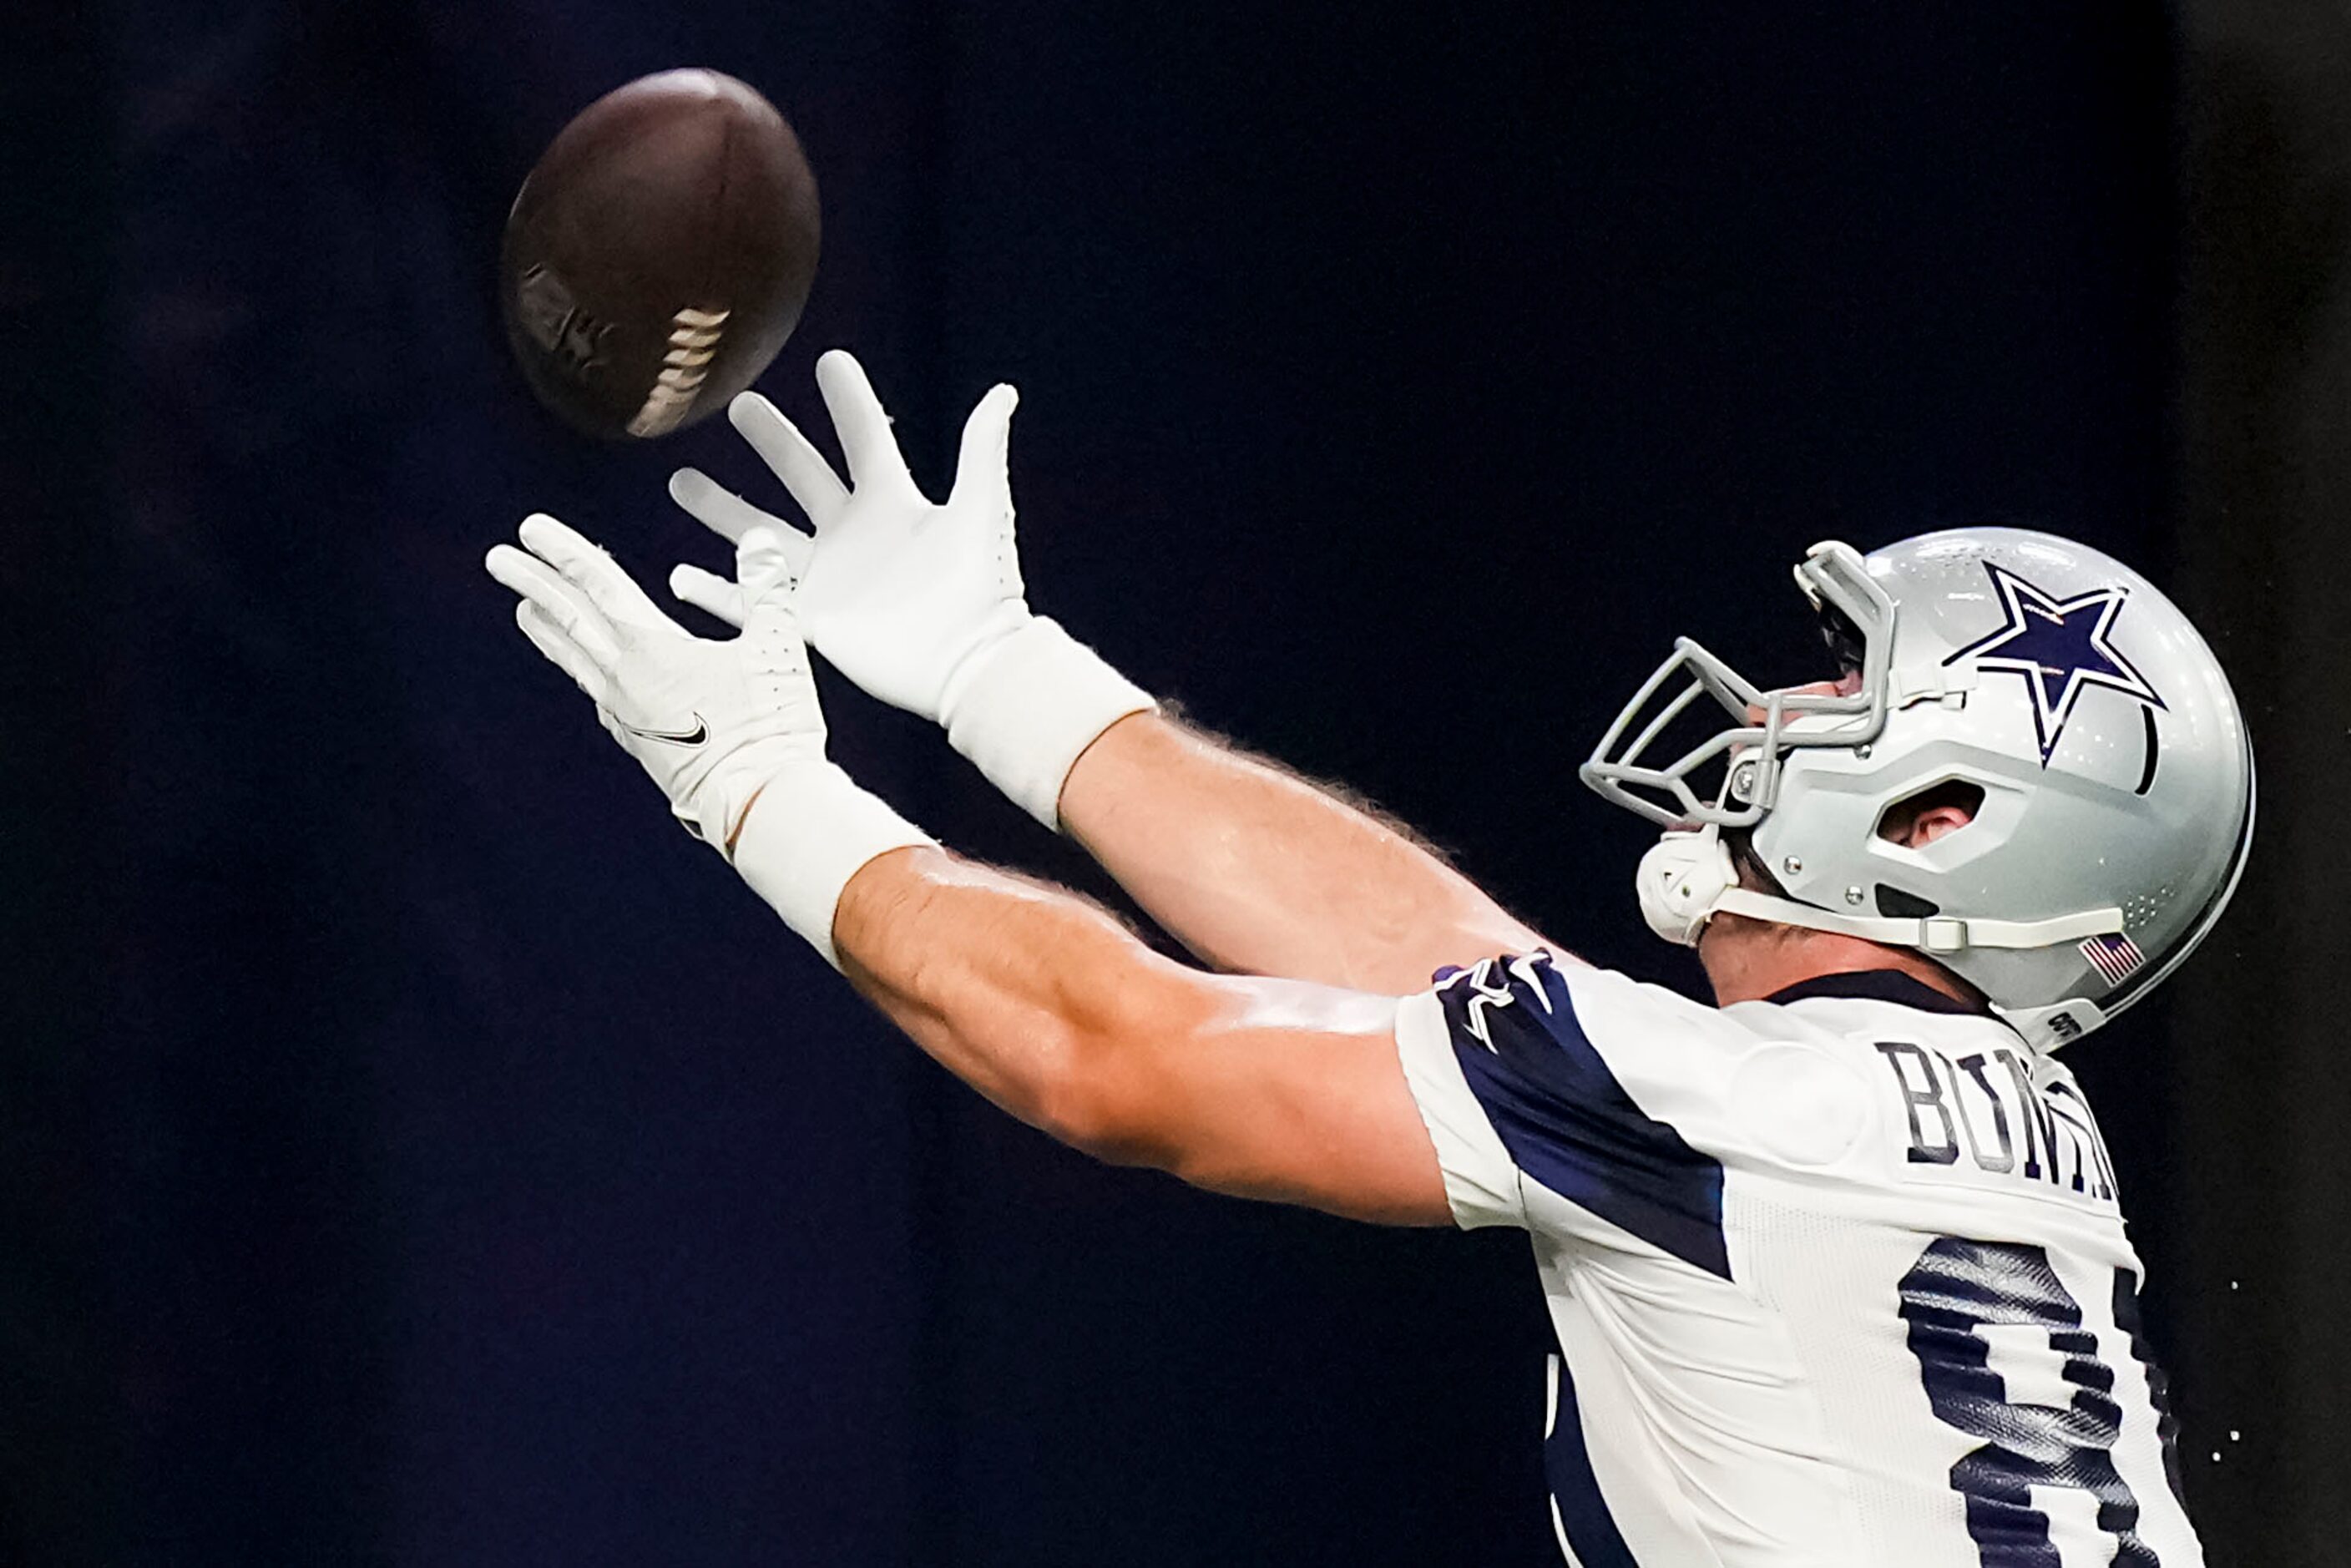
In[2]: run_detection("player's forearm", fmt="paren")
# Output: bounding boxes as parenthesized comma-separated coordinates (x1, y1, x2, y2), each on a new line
(830, 843, 1203, 1161)
(827, 839, 1452, 1226)
(1056, 711, 1541, 993)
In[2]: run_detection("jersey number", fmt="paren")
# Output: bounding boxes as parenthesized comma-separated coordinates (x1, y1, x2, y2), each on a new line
(1898, 1237, 2183, 1566)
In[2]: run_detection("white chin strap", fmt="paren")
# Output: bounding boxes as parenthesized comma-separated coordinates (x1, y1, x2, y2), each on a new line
(1635, 827, 2126, 955)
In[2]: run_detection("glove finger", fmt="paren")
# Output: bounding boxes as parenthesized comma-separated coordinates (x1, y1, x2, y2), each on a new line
(668, 470, 817, 578)
(670, 465, 788, 544)
(486, 542, 623, 666)
(514, 600, 610, 703)
(948, 382, 1020, 510)
(669, 563, 746, 628)
(814, 349, 918, 496)
(725, 394, 851, 526)
(518, 513, 683, 637)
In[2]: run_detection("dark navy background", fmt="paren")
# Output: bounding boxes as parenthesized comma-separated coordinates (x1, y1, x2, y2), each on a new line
(13, 2, 2338, 1563)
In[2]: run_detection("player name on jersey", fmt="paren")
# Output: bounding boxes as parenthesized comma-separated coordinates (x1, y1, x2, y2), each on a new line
(1873, 1039, 2118, 1202)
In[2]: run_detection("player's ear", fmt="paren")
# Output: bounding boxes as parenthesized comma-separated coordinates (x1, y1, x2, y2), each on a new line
(1877, 781, 1984, 848)
(1902, 806, 1973, 848)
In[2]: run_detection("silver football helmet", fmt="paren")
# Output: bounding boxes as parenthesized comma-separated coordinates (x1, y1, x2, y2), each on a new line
(1582, 529, 2255, 1049)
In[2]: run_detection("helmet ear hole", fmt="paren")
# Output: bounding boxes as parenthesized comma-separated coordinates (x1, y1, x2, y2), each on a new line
(1875, 779, 1986, 847)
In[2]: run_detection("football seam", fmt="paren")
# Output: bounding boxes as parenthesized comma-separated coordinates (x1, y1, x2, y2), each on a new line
(626, 307, 732, 438)
(624, 99, 736, 439)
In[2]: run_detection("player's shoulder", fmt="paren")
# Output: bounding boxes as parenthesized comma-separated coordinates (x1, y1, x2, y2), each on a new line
(1428, 950, 1833, 1069)
(1419, 957, 2025, 1151)
(1431, 949, 1731, 1044)
(1418, 953, 1777, 1150)
(1425, 953, 2015, 1062)
(1409, 953, 1911, 1250)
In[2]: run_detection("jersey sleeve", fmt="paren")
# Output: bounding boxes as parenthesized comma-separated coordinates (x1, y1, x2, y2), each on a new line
(1393, 952, 1746, 1278)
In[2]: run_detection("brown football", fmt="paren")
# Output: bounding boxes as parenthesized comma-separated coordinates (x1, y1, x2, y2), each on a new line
(500, 69, 820, 440)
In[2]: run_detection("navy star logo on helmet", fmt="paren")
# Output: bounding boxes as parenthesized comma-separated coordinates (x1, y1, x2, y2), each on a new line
(1942, 563, 2166, 765)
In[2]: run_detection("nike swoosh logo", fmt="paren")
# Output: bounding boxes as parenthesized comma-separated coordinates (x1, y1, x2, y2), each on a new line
(619, 714, 709, 746)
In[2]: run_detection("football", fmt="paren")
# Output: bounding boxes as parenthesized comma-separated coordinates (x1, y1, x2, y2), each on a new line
(500, 69, 821, 440)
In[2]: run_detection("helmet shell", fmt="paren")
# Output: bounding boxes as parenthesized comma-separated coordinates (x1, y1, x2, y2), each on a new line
(1751, 529, 2253, 1032)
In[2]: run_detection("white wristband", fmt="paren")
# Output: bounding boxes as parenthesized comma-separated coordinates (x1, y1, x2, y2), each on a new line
(726, 761, 937, 969)
(938, 617, 1156, 830)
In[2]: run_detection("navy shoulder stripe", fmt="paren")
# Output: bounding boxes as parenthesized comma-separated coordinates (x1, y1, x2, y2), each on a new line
(1437, 956, 1729, 1279)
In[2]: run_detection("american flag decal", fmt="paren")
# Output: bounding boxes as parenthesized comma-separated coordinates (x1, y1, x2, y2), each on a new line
(2079, 931, 2147, 986)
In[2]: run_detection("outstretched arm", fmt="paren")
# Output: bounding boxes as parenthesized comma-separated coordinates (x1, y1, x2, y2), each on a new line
(1056, 712, 1543, 993)
(488, 508, 1452, 1228)
(667, 352, 1545, 991)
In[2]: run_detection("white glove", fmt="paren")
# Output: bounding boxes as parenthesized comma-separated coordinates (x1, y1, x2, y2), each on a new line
(486, 513, 933, 965)
(667, 349, 1154, 828)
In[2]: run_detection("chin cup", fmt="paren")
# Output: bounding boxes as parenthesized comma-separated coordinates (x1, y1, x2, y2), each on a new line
(1635, 827, 1738, 947)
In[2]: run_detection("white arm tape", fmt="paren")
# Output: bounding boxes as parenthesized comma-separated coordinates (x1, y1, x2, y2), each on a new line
(938, 616, 1156, 830)
(727, 762, 937, 969)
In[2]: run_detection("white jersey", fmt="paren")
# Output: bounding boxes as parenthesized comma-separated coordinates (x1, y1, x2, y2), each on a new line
(1395, 952, 2201, 1568)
